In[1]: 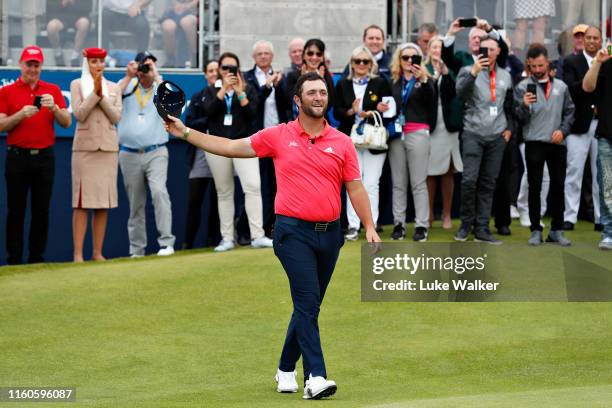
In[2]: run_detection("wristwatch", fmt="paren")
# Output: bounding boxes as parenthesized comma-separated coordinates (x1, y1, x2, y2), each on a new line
(182, 127, 190, 140)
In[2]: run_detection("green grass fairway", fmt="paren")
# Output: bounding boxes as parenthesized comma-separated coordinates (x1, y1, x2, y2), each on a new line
(1, 221, 612, 407)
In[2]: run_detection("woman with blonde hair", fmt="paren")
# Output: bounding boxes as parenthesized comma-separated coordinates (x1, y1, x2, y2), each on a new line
(389, 42, 436, 242)
(424, 36, 463, 229)
(70, 47, 122, 262)
(334, 46, 391, 240)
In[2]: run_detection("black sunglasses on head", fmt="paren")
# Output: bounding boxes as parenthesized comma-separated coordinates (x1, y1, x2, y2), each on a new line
(352, 58, 372, 65)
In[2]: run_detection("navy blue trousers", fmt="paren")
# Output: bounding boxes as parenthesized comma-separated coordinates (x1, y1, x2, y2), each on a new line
(274, 215, 344, 381)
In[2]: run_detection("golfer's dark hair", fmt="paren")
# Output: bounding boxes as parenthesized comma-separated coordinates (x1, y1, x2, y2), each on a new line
(526, 43, 548, 60)
(294, 72, 328, 98)
(303, 39, 326, 56)
(218, 52, 240, 69)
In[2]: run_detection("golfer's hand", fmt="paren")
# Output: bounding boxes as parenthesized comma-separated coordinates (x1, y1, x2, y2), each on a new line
(366, 227, 382, 255)
(164, 115, 187, 138)
(366, 227, 381, 243)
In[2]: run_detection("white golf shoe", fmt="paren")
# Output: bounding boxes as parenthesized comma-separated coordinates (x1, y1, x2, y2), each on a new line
(251, 236, 273, 248)
(157, 246, 175, 256)
(303, 374, 337, 400)
(274, 369, 298, 393)
(214, 240, 235, 252)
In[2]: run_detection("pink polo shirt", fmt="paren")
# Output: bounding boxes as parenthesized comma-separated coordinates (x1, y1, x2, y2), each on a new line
(250, 119, 361, 222)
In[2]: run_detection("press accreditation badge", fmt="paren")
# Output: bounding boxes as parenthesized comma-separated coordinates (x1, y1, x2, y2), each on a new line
(224, 114, 233, 126)
(394, 120, 402, 134)
(489, 106, 498, 117)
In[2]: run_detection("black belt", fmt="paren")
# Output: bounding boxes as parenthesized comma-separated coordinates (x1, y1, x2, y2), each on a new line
(276, 215, 340, 232)
(119, 143, 166, 154)
(7, 146, 53, 156)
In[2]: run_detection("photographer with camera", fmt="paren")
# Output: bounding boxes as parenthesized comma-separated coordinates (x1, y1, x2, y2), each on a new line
(116, 51, 176, 258)
(454, 36, 514, 244)
(201, 52, 272, 252)
(0, 46, 71, 264)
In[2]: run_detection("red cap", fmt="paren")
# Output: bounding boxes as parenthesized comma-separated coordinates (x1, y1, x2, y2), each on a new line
(83, 48, 108, 59)
(20, 45, 44, 63)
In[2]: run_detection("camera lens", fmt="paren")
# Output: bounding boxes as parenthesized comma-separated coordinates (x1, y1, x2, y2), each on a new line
(138, 63, 150, 74)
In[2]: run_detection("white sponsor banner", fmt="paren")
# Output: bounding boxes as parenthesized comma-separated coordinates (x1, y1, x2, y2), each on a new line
(219, 0, 387, 72)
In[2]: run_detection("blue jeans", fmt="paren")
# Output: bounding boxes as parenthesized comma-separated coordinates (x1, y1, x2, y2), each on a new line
(597, 138, 612, 239)
(274, 215, 344, 381)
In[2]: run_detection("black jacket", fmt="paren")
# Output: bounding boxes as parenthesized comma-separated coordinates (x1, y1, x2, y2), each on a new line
(243, 66, 289, 131)
(391, 76, 437, 130)
(563, 52, 596, 134)
(333, 76, 392, 154)
(185, 84, 210, 167)
(202, 80, 258, 139)
(333, 76, 391, 135)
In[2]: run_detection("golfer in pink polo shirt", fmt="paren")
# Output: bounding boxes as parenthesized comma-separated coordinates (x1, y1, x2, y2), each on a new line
(165, 71, 381, 400)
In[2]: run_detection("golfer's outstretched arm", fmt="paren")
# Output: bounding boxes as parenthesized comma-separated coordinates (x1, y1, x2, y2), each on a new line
(165, 115, 256, 158)
(346, 180, 381, 242)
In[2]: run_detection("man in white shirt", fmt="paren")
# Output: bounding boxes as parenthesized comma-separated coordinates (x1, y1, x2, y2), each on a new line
(244, 40, 289, 238)
(562, 26, 602, 231)
(285, 38, 305, 75)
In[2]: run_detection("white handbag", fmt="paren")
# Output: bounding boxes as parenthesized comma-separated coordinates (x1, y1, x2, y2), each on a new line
(350, 110, 388, 150)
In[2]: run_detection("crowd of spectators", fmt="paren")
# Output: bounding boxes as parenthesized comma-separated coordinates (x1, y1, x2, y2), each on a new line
(1, 12, 612, 264)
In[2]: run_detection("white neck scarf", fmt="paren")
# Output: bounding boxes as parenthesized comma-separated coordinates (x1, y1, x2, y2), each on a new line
(80, 58, 109, 98)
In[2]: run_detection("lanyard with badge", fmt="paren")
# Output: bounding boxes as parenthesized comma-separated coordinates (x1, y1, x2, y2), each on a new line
(489, 69, 498, 117)
(135, 82, 153, 122)
(543, 79, 551, 101)
(224, 93, 233, 126)
(394, 76, 416, 134)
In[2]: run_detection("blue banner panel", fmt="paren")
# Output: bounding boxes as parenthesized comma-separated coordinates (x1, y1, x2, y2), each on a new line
(0, 69, 205, 137)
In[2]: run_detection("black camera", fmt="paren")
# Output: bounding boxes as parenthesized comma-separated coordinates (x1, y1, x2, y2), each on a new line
(459, 18, 478, 27)
(138, 63, 150, 74)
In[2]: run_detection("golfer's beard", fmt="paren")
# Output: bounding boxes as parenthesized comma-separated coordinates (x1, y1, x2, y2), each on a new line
(302, 103, 326, 118)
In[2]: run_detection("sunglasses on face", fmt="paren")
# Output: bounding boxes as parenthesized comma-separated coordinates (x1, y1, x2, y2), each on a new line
(352, 58, 372, 65)
(220, 65, 238, 71)
(400, 55, 415, 62)
(306, 51, 323, 57)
